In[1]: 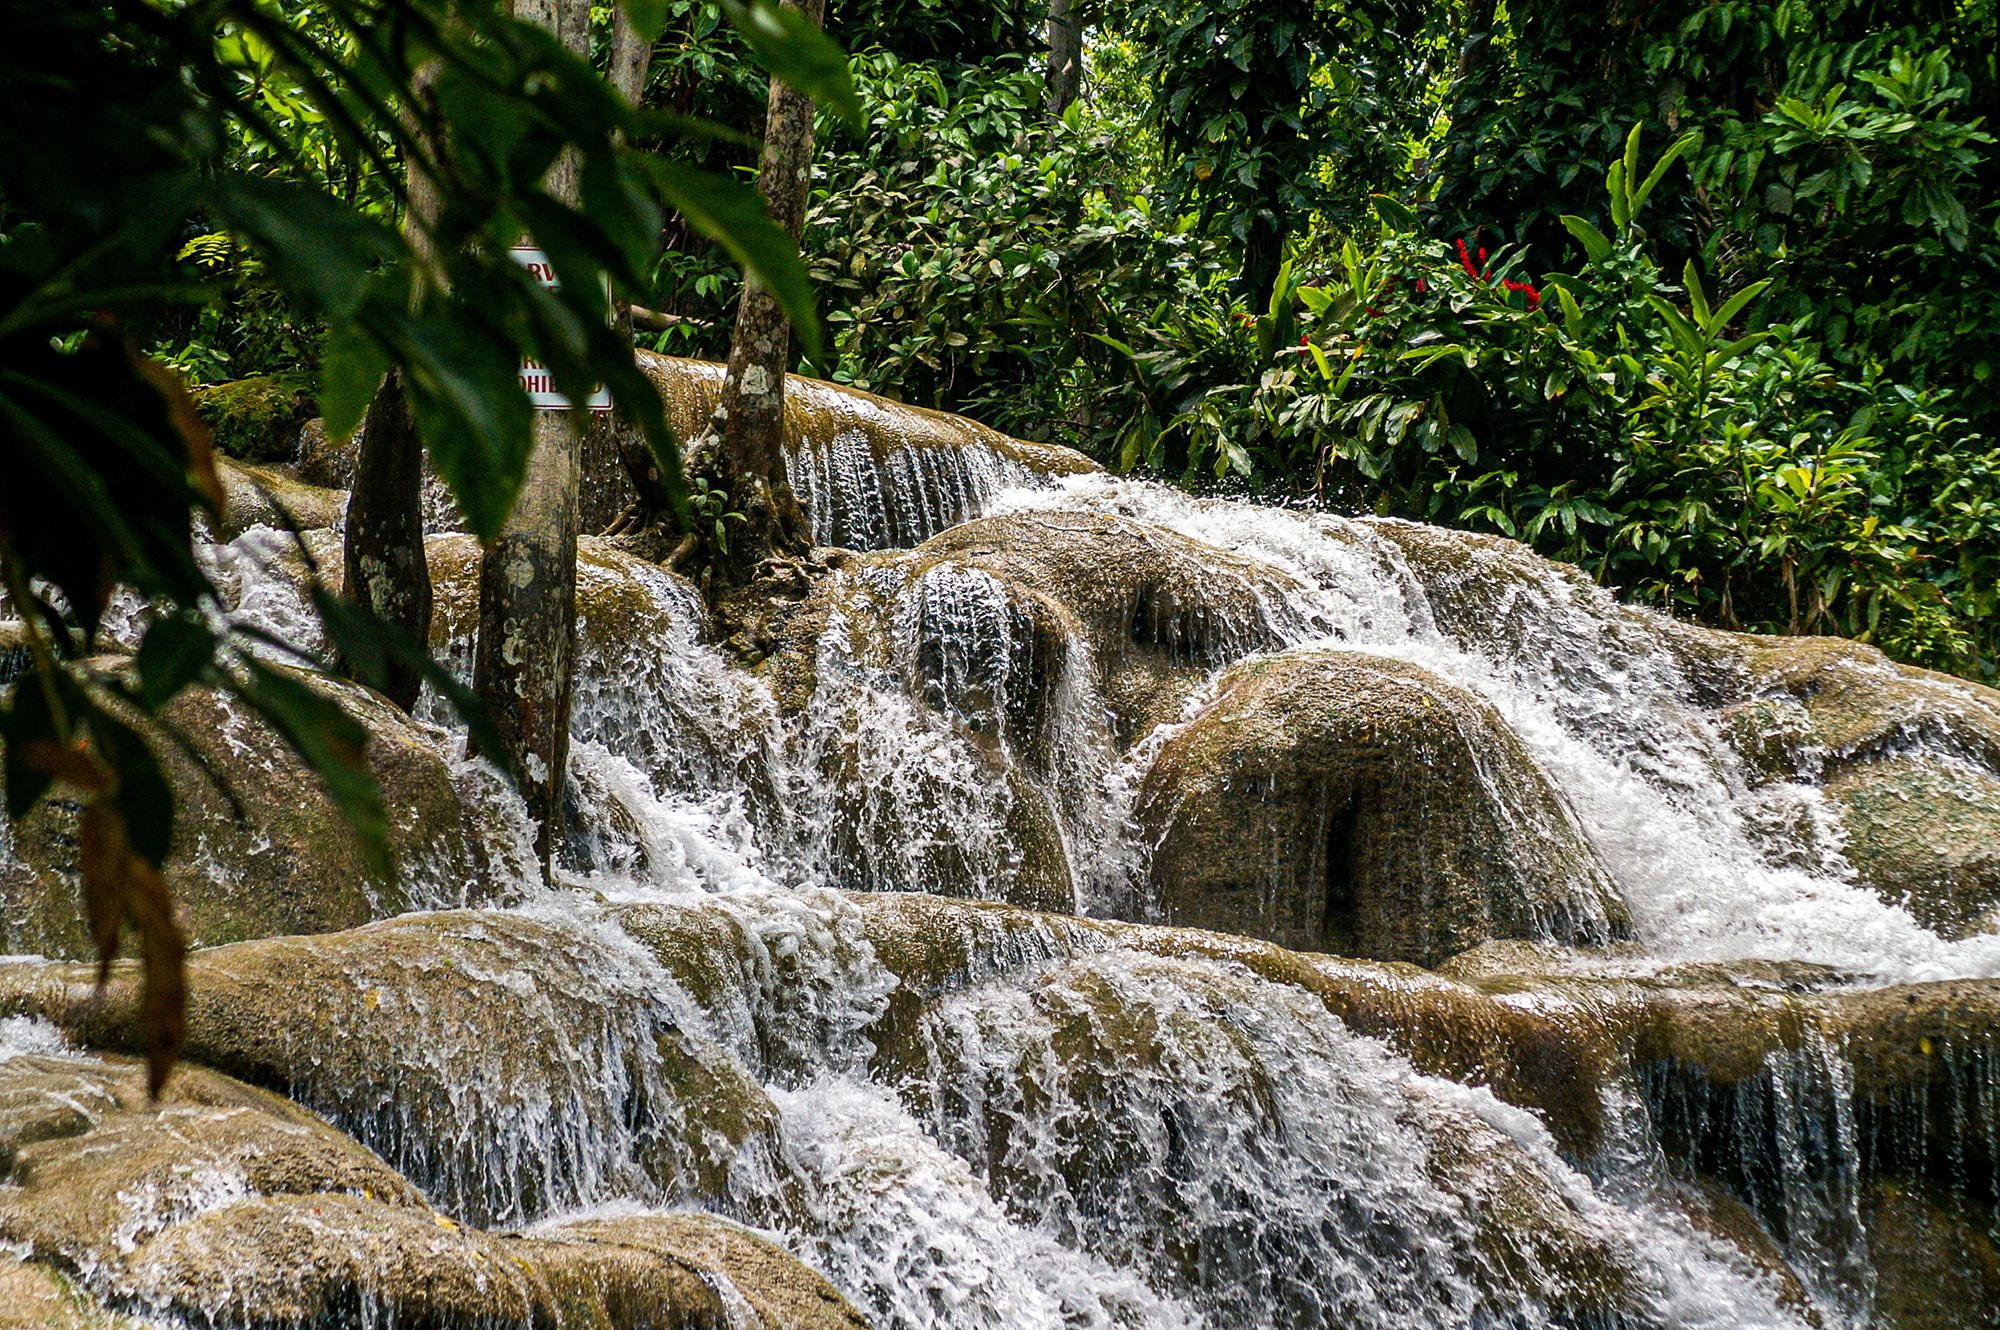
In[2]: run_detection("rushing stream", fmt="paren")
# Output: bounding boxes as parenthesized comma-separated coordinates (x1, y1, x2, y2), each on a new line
(3, 361, 1997, 1329)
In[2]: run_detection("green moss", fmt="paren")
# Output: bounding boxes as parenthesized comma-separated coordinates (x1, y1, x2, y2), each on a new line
(192, 373, 315, 463)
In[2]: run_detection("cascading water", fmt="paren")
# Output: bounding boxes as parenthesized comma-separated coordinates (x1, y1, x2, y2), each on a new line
(4, 374, 1997, 1329)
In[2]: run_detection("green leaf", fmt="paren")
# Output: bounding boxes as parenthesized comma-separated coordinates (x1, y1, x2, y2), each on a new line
(1711, 279, 1772, 333)
(1556, 285, 1586, 339)
(1632, 132, 1696, 214)
(1620, 122, 1644, 202)
(319, 325, 391, 444)
(1682, 260, 1710, 326)
(231, 661, 390, 878)
(647, 158, 821, 357)
(719, 0, 861, 130)
(134, 617, 214, 711)
(2, 672, 60, 820)
(397, 300, 536, 542)
(1560, 215, 1614, 264)
(91, 710, 174, 867)
(1370, 193, 1418, 231)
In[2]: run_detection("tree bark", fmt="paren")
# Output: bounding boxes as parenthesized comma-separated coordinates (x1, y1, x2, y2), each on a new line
(598, 2, 667, 526)
(341, 61, 443, 711)
(1045, 0, 1081, 115)
(472, 0, 591, 873)
(705, 0, 826, 584)
(342, 370, 430, 709)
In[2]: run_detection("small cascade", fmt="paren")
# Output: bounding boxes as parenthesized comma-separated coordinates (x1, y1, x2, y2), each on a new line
(790, 427, 1051, 551)
(7, 366, 2000, 1329)
(1641, 1028, 1875, 1327)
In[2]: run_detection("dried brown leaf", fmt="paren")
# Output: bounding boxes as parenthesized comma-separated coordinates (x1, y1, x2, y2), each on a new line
(125, 853, 187, 1098)
(20, 739, 108, 793)
(76, 799, 131, 985)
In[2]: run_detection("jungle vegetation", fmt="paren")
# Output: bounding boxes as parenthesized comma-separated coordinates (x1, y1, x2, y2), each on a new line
(1, 0, 1995, 1082)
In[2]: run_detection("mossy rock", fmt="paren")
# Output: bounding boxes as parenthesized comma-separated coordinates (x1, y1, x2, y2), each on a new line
(1138, 649, 1630, 966)
(639, 351, 1097, 552)
(1699, 633, 2000, 937)
(0, 1039, 860, 1329)
(0, 910, 777, 1226)
(292, 415, 359, 490)
(1863, 1176, 2000, 1330)
(0, 673, 487, 958)
(192, 374, 315, 464)
(212, 455, 348, 537)
(1825, 756, 2000, 939)
(1731, 636, 2000, 768)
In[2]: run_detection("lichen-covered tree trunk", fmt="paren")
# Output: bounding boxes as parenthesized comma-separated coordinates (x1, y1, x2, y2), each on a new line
(472, 0, 592, 872)
(341, 63, 443, 710)
(1045, 0, 1081, 115)
(706, 0, 827, 585)
(343, 370, 430, 709)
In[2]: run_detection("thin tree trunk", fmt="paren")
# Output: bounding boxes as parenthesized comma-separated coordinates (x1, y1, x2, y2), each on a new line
(599, 4, 671, 525)
(706, 0, 825, 583)
(341, 62, 443, 710)
(343, 370, 430, 708)
(1045, 0, 1081, 115)
(472, 0, 591, 873)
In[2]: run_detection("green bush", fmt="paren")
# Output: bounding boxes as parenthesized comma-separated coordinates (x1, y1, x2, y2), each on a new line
(1106, 130, 1998, 679)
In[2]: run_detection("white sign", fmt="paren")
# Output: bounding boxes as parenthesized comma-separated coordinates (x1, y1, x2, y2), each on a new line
(510, 244, 612, 413)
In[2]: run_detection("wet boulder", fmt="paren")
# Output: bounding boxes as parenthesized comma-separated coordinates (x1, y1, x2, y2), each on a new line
(1706, 635, 2000, 938)
(1823, 756, 2000, 939)
(212, 455, 348, 538)
(1137, 649, 1630, 966)
(639, 351, 1098, 551)
(0, 1036, 864, 1329)
(1863, 1176, 2000, 1330)
(0, 909, 777, 1228)
(0, 674, 487, 958)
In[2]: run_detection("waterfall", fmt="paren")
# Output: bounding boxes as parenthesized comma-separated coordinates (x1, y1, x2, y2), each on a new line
(4, 370, 1998, 1329)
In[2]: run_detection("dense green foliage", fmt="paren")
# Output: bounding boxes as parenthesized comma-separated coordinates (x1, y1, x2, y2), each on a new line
(93, 0, 2000, 679)
(0, 0, 846, 1086)
(780, 0, 1999, 678)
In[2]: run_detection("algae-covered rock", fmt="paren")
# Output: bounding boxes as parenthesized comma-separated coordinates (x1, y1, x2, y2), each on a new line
(771, 510, 1303, 750)
(192, 374, 315, 464)
(1138, 649, 1630, 966)
(1825, 756, 2000, 939)
(0, 674, 486, 958)
(0, 910, 775, 1228)
(0, 1033, 861, 1330)
(554, 1213, 871, 1330)
(212, 455, 348, 537)
(1863, 1176, 2000, 1330)
(639, 351, 1097, 551)
(1701, 634, 2000, 938)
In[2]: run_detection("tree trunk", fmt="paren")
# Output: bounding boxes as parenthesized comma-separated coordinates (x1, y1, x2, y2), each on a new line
(472, 0, 591, 873)
(1045, 0, 1081, 115)
(705, 0, 825, 586)
(341, 61, 443, 710)
(342, 370, 430, 709)
(598, 2, 666, 527)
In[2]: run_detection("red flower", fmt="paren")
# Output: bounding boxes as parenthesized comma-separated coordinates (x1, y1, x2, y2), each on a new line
(1501, 278, 1542, 310)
